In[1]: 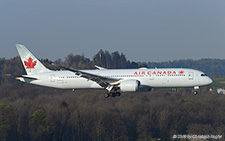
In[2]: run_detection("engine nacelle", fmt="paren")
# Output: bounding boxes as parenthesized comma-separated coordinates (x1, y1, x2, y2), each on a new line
(120, 80, 140, 92)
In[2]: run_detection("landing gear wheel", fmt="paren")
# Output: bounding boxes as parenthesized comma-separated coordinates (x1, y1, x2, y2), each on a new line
(105, 91, 121, 98)
(104, 93, 109, 98)
(110, 93, 116, 98)
(193, 91, 198, 95)
(116, 92, 121, 97)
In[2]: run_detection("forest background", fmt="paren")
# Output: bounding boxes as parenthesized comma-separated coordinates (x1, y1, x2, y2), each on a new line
(0, 49, 225, 140)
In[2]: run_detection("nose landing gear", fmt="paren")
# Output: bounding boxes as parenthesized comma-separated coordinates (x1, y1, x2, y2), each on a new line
(193, 86, 200, 95)
(193, 91, 198, 95)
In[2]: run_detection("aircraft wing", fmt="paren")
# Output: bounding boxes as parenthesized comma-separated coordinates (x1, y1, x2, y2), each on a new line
(95, 65, 107, 70)
(60, 66, 120, 88)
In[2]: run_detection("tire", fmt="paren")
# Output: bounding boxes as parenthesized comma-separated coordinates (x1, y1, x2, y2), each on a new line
(193, 91, 198, 95)
(104, 93, 109, 98)
(110, 93, 116, 98)
(116, 92, 121, 97)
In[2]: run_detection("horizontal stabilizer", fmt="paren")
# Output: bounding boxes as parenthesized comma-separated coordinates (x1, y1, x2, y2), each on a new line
(6, 74, 39, 80)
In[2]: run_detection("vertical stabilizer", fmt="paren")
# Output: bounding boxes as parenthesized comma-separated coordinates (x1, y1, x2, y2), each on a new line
(16, 44, 50, 75)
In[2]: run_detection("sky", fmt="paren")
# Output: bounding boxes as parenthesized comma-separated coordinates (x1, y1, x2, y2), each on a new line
(0, 0, 225, 62)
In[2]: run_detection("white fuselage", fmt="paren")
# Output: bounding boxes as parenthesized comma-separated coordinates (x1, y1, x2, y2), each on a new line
(19, 68, 213, 90)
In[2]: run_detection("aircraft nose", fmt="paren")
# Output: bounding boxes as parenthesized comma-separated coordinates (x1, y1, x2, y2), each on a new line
(208, 77, 213, 84)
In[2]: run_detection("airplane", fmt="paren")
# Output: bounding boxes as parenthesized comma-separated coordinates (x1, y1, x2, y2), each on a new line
(13, 44, 213, 98)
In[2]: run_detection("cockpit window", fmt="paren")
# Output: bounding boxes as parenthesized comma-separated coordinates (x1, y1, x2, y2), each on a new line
(201, 74, 207, 77)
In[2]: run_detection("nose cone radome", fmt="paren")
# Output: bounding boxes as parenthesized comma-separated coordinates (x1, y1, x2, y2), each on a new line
(207, 77, 213, 85)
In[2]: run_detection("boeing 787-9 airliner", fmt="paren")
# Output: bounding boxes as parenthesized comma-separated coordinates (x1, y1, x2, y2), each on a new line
(13, 44, 213, 98)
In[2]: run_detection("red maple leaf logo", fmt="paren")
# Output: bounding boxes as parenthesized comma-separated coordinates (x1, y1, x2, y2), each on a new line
(24, 57, 37, 69)
(179, 70, 184, 74)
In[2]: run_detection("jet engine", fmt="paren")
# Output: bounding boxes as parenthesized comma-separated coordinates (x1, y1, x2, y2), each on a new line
(120, 80, 140, 92)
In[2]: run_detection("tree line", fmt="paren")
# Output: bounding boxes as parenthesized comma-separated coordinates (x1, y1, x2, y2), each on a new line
(0, 87, 224, 140)
(1, 49, 225, 79)
(0, 50, 225, 140)
(58, 50, 225, 78)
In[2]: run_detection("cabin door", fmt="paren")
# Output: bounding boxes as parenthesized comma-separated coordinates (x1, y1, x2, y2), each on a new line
(188, 72, 194, 80)
(50, 74, 55, 82)
(149, 74, 154, 80)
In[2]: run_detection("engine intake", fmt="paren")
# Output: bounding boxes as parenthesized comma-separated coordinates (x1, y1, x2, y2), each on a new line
(120, 80, 140, 92)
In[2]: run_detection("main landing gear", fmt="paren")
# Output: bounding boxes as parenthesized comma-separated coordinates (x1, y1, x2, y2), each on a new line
(104, 92, 121, 98)
(105, 85, 121, 98)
